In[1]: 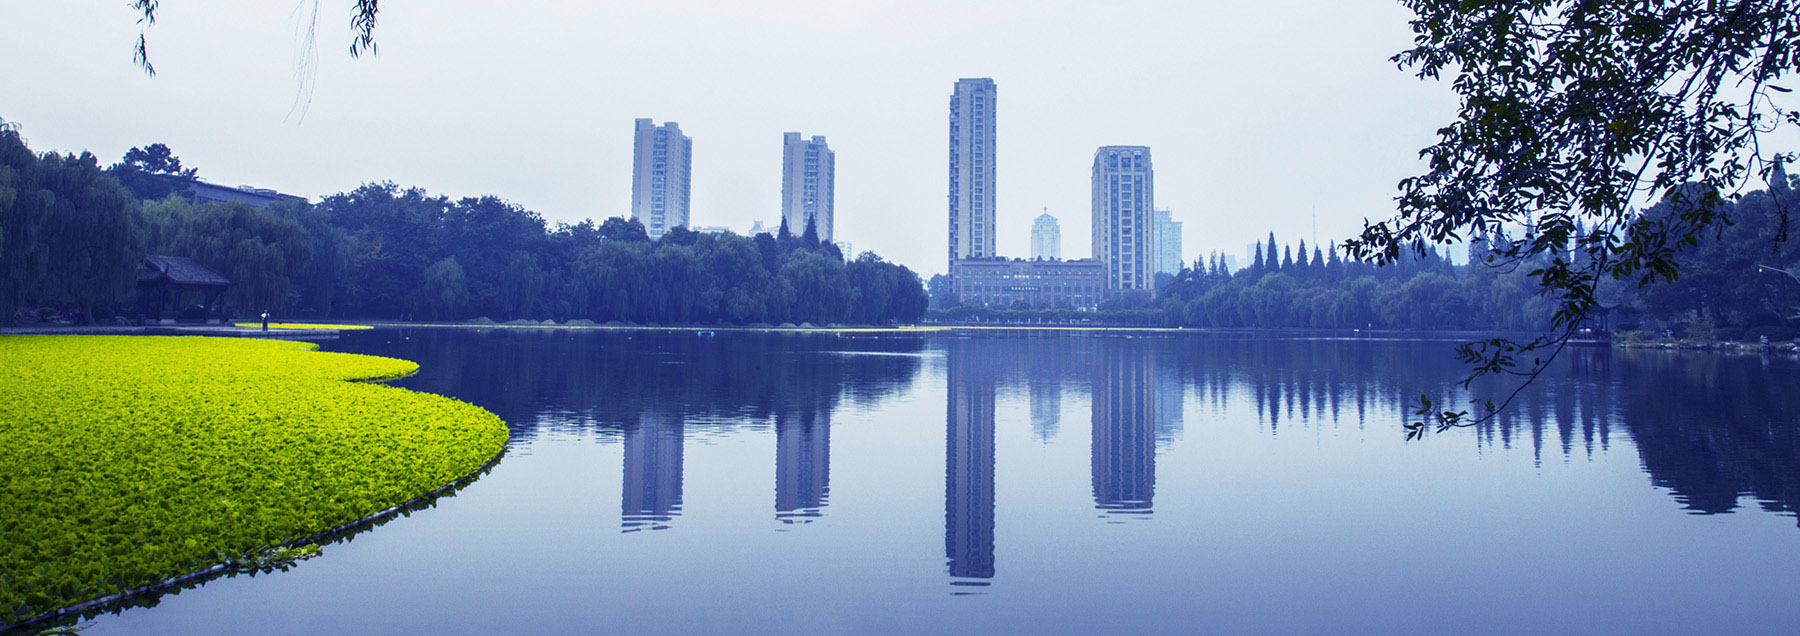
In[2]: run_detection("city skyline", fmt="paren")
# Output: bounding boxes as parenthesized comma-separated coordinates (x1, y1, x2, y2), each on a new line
(0, 2, 1488, 278)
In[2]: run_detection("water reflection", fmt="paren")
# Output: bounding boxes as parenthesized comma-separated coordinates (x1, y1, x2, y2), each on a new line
(1090, 341, 1160, 517)
(341, 330, 1800, 556)
(1029, 379, 1060, 444)
(1026, 339, 1075, 443)
(74, 330, 1800, 635)
(1150, 337, 1800, 523)
(622, 412, 683, 531)
(344, 329, 925, 533)
(945, 339, 998, 584)
(1564, 348, 1800, 519)
(774, 404, 830, 523)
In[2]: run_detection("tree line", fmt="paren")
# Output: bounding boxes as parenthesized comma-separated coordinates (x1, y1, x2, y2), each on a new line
(932, 175, 1799, 339)
(0, 123, 928, 326)
(1151, 233, 1557, 331)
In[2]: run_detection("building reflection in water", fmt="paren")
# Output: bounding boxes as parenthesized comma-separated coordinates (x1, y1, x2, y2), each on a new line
(945, 339, 998, 585)
(1030, 378, 1061, 444)
(1154, 366, 1184, 446)
(621, 411, 684, 532)
(1091, 340, 1159, 517)
(1027, 339, 1070, 443)
(775, 405, 831, 523)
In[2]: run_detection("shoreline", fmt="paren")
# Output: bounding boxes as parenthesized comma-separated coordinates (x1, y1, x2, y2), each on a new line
(7, 323, 1798, 355)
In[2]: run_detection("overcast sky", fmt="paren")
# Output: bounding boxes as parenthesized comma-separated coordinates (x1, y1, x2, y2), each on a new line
(1, 0, 1463, 276)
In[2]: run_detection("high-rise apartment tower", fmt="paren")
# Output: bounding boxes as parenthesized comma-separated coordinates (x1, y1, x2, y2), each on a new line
(948, 78, 997, 269)
(781, 133, 835, 242)
(1092, 146, 1156, 291)
(1152, 209, 1182, 275)
(630, 118, 693, 240)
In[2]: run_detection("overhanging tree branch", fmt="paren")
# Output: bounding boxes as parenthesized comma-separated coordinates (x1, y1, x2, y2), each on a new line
(130, 1, 383, 75)
(1349, 0, 1800, 438)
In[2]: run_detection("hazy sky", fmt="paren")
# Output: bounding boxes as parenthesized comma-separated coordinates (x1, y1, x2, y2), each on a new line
(1, 0, 1462, 276)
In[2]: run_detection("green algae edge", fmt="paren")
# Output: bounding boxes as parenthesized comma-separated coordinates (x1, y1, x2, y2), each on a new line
(0, 338, 509, 634)
(2, 447, 507, 634)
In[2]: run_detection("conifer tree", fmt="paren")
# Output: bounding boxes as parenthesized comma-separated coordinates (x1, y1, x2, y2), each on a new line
(800, 212, 821, 249)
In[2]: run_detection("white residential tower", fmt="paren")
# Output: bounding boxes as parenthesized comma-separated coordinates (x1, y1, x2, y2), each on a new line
(630, 118, 692, 240)
(781, 132, 836, 242)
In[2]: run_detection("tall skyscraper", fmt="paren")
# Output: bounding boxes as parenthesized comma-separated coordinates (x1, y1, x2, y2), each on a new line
(1031, 211, 1061, 260)
(630, 118, 692, 240)
(948, 78, 997, 269)
(1152, 208, 1182, 275)
(781, 132, 835, 242)
(1092, 146, 1156, 292)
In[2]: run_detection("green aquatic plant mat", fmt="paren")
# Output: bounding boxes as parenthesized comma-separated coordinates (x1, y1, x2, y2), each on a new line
(0, 335, 507, 626)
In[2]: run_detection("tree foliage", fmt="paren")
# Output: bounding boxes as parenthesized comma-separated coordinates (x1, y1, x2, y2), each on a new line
(1345, 0, 1800, 436)
(2, 130, 927, 326)
(35, 152, 145, 323)
(142, 195, 311, 313)
(0, 119, 53, 318)
(1149, 238, 1549, 331)
(107, 143, 197, 201)
(303, 182, 925, 325)
(421, 257, 469, 320)
(1, 122, 145, 324)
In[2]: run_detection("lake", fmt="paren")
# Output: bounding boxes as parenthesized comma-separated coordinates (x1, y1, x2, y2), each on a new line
(80, 329, 1800, 635)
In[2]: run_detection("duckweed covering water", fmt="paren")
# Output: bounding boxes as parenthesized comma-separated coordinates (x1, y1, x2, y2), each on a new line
(0, 336, 507, 626)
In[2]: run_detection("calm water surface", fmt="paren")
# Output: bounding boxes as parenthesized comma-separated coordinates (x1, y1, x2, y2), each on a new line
(85, 330, 1800, 635)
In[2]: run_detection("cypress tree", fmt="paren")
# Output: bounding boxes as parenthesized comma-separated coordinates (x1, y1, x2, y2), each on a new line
(800, 212, 820, 249)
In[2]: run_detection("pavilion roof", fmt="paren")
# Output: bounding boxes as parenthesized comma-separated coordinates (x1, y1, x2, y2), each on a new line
(139, 255, 230, 287)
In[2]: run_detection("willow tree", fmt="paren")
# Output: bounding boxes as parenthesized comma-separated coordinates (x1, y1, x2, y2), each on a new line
(144, 197, 312, 315)
(130, 0, 382, 75)
(1346, 0, 1800, 437)
(421, 257, 469, 320)
(0, 120, 52, 322)
(34, 152, 145, 323)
